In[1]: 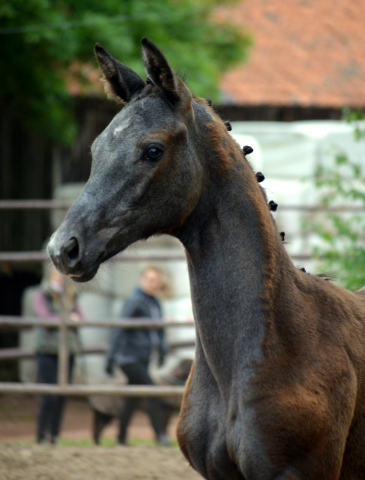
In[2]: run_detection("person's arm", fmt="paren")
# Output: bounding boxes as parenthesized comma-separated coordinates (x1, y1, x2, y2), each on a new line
(69, 301, 84, 324)
(105, 295, 147, 374)
(156, 299, 169, 365)
(120, 297, 145, 319)
(74, 301, 84, 319)
(105, 297, 140, 369)
(105, 324, 125, 375)
(157, 327, 169, 366)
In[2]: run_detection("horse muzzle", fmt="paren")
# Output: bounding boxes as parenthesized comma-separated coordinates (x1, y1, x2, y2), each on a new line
(48, 232, 102, 282)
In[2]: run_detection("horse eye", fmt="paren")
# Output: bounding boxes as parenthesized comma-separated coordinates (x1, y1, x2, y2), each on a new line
(145, 145, 164, 161)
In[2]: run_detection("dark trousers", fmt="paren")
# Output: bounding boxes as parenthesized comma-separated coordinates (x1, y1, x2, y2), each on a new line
(118, 361, 165, 443)
(36, 354, 74, 442)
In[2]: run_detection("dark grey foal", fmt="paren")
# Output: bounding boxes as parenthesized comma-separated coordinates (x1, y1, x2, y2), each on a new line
(48, 38, 365, 480)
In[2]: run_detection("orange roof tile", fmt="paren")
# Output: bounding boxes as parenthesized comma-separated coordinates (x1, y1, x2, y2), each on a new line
(218, 0, 365, 107)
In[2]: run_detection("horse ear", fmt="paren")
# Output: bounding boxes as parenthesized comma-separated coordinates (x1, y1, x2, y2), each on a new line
(94, 44, 145, 104)
(141, 38, 192, 108)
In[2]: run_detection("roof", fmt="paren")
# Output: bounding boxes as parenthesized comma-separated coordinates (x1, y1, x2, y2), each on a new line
(218, 0, 365, 107)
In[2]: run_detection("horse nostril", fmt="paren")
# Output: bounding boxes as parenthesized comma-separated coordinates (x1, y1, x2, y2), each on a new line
(62, 237, 80, 267)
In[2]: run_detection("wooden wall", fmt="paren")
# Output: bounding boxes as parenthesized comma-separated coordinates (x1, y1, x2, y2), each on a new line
(0, 110, 53, 253)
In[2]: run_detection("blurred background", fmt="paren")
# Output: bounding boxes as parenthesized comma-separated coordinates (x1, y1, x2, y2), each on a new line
(1, 0, 365, 384)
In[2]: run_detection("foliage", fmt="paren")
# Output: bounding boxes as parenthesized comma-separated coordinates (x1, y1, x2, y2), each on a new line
(309, 109, 365, 290)
(0, 0, 251, 144)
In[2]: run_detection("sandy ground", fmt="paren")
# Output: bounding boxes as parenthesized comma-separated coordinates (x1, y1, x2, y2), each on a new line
(0, 394, 202, 480)
(0, 444, 202, 480)
(0, 394, 176, 443)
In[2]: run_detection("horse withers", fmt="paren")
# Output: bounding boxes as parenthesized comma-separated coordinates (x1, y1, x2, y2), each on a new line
(48, 38, 365, 479)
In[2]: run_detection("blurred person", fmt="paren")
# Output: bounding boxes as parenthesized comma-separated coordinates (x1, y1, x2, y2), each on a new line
(33, 265, 83, 444)
(105, 266, 171, 446)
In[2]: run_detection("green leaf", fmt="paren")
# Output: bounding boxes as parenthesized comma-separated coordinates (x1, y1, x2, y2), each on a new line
(306, 108, 365, 290)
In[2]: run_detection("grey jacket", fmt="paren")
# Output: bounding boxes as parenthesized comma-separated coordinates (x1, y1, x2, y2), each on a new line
(106, 288, 169, 366)
(33, 288, 82, 355)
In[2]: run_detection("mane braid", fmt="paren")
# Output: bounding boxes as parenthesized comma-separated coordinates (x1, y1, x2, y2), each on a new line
(316, 272, 334, 281)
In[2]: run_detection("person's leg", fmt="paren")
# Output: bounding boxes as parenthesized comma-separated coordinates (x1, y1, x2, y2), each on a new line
(117, 395, 139, 444)
(36, 354, 58, 442)
(118, 363, 145, 444)
(37, 395, 52, 442)
(120, 362, 168, 444)
(49, 356, 74, 442)
(49, 396, 65, 442)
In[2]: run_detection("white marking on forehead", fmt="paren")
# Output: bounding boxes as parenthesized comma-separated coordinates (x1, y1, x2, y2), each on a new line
(113, 117, 131, 137)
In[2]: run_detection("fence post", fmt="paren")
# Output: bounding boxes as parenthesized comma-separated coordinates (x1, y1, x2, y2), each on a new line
(57, 278, 70, 387)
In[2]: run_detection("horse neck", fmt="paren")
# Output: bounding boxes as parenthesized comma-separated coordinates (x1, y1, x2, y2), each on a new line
(175, 130, 291, 388)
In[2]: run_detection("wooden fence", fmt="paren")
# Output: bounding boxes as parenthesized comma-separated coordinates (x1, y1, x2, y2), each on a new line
(0, 315, 193, 397)
(0, 199, 359, 396)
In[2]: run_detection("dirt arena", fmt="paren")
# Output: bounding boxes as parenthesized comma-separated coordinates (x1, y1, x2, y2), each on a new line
(0, 394, 201, 480)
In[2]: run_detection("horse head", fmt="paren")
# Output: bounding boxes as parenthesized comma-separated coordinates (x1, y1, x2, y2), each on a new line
(48, 38, 209, 281)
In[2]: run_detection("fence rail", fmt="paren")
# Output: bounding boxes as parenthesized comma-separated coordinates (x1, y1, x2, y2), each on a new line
(0, 346, 106, 360)
(0, 251, 315, 262)
(0, 383, 186, 396)
(0, 251, 188, 262)
(0, 339, 196, 361)
(0, 316, 194, 329)
(1, 199, 360, 263)
(0, 200, 72, 209)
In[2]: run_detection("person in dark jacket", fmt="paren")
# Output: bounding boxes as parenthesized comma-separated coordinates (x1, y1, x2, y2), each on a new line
(105, 266, 171, 445)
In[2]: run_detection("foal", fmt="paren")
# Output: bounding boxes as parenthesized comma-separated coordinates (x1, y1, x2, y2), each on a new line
(48, 38, 365, 479)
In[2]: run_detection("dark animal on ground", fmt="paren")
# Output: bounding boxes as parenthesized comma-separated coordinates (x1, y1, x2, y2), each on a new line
(89, 359, 192, 444)
(48, 38, 365, 479)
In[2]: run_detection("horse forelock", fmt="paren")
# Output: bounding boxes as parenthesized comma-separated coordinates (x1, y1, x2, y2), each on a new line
(139, 82, 161, 99)
(133, 79, 193, 112)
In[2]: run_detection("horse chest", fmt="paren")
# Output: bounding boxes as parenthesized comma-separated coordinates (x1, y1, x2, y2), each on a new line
(177, 364, 271, 480)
